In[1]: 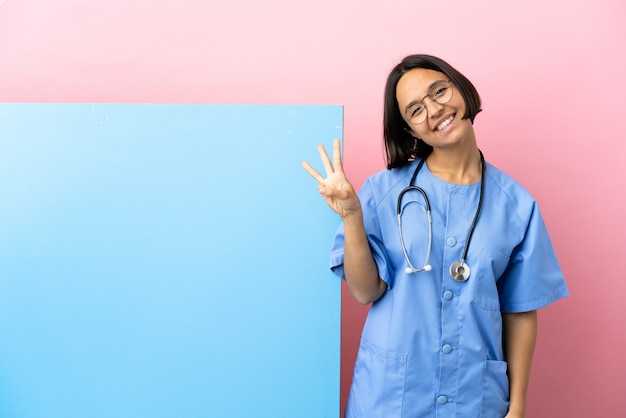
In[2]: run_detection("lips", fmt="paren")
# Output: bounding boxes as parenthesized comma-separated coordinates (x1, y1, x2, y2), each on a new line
(435, 115, 454, 131)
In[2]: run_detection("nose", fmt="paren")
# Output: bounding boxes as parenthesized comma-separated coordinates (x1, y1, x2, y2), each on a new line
(423, 97, 444, 119)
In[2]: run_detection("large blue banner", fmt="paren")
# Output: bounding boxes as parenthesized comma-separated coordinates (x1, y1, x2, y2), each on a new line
(0, 104, 341, 417)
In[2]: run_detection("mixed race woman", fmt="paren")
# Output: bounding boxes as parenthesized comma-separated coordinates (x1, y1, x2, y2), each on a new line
(303, 54, 569, 418)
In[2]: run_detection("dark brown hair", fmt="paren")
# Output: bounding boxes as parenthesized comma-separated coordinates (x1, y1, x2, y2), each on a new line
(383, 54, 482, 169)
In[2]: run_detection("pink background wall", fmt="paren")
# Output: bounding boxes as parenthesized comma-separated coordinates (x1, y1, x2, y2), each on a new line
(1, 0, 624, 416)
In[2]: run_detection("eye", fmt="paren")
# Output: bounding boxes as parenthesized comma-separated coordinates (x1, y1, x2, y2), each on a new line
(408, 105, 424, 119)
(432, 86, 449, 99)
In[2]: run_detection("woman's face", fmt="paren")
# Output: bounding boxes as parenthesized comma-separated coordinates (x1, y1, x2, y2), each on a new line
(396, 68, 473, 150)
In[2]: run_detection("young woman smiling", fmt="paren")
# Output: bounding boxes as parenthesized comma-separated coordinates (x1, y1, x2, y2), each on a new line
(303, 54, 568, 418)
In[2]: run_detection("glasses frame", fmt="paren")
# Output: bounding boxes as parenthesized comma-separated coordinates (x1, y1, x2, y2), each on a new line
(403, 79, 454, 125)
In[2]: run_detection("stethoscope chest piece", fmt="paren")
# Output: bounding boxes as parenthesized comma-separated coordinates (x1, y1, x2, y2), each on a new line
(450, 260, 470, 282)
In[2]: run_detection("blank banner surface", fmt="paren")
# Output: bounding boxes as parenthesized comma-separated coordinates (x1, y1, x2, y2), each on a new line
(0, 104, 341, 418)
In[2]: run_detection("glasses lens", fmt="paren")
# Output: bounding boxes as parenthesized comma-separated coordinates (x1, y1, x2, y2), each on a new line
(407, 105, 427, 125)
(431, 81, 453, 105)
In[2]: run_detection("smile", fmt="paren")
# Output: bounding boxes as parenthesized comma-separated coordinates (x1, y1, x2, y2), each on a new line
(436, 115, 454, 131)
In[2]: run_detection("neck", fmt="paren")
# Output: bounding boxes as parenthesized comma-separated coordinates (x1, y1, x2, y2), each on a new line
(426, 146, 483, 185)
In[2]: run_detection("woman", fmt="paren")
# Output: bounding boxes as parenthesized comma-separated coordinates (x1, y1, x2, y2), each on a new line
(302, 54, 569, 417)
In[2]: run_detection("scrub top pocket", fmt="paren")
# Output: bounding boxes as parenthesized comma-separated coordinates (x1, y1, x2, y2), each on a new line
(347, 339, 407, 418)
(473, 249, 511, 311)
(480, 359, 510, 417)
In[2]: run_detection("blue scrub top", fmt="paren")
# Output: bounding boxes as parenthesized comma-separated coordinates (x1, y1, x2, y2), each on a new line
(330, 159, 569, 418)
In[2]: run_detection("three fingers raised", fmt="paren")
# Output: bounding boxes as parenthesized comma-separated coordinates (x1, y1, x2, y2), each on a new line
(302, 139, 343, 183)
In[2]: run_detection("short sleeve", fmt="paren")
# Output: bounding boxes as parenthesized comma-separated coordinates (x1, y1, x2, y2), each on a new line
(329, 179, 395, 289)
(498, 202, 569, 313)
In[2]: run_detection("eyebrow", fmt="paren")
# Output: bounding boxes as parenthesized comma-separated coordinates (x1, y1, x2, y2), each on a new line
(403, 79, 447, 114)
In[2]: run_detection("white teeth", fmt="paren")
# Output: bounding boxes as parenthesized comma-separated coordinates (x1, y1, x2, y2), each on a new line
(436, 116, 454, 131)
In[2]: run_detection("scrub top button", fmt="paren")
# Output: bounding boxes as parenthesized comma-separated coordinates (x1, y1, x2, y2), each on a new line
(443, 290, 453, 300)
(437, 395, 448, 404)
(442, 344, 452, 354)
(446, 237, 457, 246)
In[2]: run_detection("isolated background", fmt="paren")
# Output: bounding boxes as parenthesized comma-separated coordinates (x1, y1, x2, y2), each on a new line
(1, 0, 625, 416)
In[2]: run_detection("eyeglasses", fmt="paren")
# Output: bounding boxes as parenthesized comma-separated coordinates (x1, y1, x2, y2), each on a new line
(403, 80, 454, 125)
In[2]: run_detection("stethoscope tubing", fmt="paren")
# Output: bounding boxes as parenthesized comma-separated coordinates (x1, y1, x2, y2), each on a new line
(397, 151, 485, 281)
(458, 151, 485, 265)
(397, 185, 432, 273)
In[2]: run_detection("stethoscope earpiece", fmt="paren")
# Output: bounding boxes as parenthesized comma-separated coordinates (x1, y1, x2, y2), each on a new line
(405, 264, 432, 274)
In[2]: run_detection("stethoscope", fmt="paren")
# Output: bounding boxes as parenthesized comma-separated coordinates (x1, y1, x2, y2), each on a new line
(397, 151, 485, 281)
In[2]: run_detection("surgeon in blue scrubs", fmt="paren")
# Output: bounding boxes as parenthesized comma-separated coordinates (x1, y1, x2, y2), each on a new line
(303, 54, 569, 417)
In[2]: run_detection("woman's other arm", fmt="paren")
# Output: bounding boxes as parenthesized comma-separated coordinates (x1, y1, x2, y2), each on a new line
(503, 310, 538, 418)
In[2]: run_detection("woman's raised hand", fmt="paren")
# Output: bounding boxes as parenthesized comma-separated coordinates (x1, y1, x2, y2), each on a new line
(302, 139, 361, 218)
